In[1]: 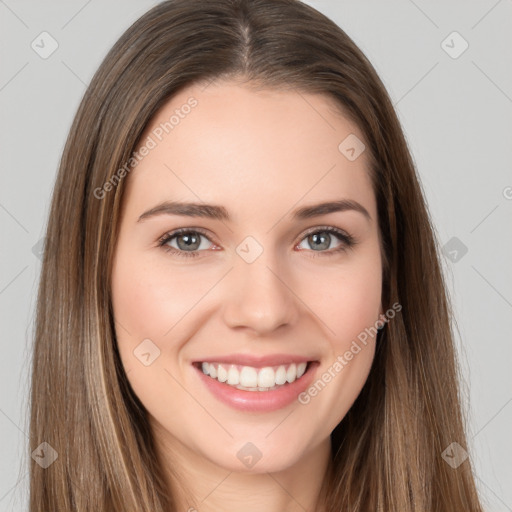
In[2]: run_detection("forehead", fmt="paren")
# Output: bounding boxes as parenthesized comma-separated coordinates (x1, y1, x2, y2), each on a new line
(124, 81, 376, 223)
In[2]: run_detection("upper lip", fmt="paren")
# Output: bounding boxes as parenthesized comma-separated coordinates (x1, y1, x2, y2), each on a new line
(192, 353, 317, 368)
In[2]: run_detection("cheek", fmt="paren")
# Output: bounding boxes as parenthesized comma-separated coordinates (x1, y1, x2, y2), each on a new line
(110, 247, 224, 402)
(304, 248, 382, 346)
(330, 266, 381, 343)
(110, 250, 212, 345)
(110, 250, 199, 424)
(110, 249, 174, 376)
(296, 249, 381, 424)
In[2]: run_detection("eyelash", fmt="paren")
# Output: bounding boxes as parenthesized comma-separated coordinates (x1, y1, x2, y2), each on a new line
(157, 226, 357, 259)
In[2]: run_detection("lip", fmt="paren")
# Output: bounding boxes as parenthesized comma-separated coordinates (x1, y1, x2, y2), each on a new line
(192, 353, 313, 368)
(193, 360, 320, 412)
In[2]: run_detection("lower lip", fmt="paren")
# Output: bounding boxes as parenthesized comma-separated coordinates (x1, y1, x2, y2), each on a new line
(193, 362, 319, 412)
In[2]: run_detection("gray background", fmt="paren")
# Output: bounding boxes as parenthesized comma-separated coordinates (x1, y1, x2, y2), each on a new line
(0, 0, 511, 510)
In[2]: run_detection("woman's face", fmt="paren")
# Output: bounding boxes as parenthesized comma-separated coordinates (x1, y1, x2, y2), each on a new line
(111, 80, 383, 474)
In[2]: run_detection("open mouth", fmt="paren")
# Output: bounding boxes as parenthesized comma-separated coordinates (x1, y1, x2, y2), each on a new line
(192, 360, 314, 392)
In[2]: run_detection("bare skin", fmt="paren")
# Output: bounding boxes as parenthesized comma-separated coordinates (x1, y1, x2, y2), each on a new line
(111, 78, 383, 512)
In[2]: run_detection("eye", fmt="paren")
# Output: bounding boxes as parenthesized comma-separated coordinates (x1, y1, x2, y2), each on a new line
(295, 226, 356, 257)
(158, 228, 215, 258)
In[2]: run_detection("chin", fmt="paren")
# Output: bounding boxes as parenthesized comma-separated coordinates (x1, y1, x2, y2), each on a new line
(198, 435, 315, 474)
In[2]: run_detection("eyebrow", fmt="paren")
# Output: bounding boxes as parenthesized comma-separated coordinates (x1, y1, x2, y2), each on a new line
(137, 199, 371, 223)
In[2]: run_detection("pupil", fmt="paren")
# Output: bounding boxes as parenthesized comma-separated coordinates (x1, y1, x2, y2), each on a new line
(310, 232, 330, 251)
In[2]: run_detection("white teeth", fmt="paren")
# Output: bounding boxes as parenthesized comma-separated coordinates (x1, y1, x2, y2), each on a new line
(257, 367, 275, 388)
(286, 363, 297, 383)
(239, 366, 258, 387)
(227, 366, 239, 385)
(217, 364, 228, 382)
(199, 361, 310, 390)
(275, 365, 287, 385)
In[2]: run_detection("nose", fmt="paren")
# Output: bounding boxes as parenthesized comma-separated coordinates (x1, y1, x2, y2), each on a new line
(222, 250, 300, 336)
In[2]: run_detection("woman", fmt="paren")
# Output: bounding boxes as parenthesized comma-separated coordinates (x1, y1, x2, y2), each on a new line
(30, 0, 484, 510)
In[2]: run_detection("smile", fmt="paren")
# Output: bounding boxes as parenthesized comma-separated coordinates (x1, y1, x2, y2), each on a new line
(192, 360, 319, 412)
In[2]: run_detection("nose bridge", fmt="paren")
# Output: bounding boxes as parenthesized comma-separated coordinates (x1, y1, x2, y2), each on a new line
(222, 237, 299, 333)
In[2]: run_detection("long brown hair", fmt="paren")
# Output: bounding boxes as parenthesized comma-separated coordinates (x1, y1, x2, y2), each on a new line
(29, 0, 484, 510)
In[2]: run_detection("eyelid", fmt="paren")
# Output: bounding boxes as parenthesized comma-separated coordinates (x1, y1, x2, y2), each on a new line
(297, 224, 352, 242)
(157, 226, 215, 243)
